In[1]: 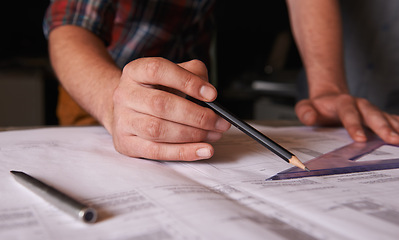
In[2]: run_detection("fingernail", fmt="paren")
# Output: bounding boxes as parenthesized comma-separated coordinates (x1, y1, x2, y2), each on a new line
(355, 130, 367, 141)
(356, 130, 366, 137)
(196, 148, 212, 159)
(200, 85, 216, 101)
(215, 118, 230, 131)
(303, 111, 313, 123)
(206, 131, 223, 142)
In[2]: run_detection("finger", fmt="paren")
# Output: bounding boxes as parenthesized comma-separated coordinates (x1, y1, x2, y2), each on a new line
(125, 57, 217, 102)
(335, 95, 367, 142)
(384, 113, 399, 145)
(295, 99, 318, 126)
(154, 60, 209, 98)
(113, 135, 215, 161)
(117, 110, 223, 143)
(178, 59, 209, 82)
(357, 98, 399, 144)
(122, 85, 230, 132)
(385, 113, 399, 132)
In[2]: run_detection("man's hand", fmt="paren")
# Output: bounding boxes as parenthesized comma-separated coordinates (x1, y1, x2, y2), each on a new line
(295, 94, 399, 145)
(111, 58, 231, 161)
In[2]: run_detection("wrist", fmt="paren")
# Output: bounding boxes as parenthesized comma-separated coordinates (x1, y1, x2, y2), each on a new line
(94, 75, 121, 136)
(305, 67, 349, 99)
(308, 84, 349, 99)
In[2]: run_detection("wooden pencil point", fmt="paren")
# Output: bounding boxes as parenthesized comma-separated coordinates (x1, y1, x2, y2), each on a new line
(288, 156, 308, 171)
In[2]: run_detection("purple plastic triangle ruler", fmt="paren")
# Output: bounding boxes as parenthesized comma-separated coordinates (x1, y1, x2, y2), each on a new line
(267, 134, 399, 180)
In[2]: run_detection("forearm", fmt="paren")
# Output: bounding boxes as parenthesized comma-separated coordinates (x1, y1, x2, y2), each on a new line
(286, 0, 348, 98)
(48, 25, 121, 133)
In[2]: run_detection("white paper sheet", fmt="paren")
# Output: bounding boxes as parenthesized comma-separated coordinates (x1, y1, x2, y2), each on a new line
(1, 125, 398, 239)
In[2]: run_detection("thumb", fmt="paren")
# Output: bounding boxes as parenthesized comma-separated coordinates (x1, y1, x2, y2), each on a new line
(295, 99, 318, 126)
(178, 60, 209, 82)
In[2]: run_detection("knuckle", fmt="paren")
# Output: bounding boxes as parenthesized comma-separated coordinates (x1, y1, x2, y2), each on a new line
(182, 72, 196, 91)
(143, 58, 163, 80)
(142, 118, 164, 139)
(148, 93, 172, 114)
(193, 109, 212, 128)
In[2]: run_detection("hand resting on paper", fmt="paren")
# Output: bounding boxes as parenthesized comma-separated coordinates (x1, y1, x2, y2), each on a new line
(295, 93, 399, 145)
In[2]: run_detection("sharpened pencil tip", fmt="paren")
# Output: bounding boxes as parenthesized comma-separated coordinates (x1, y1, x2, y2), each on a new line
(304, 166, 310, 172)
(288, 156, 308, 171)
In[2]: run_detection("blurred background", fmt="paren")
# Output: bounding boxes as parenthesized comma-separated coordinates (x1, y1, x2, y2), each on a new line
(0, 1, 57, 127)
(0, 1, 302, 127)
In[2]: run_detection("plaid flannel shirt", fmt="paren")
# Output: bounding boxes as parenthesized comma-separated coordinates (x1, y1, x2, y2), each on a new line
(43, 0, 215, 68)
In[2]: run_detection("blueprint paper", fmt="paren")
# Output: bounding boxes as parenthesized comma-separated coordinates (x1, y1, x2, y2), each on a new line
(0, 125, 398, 239)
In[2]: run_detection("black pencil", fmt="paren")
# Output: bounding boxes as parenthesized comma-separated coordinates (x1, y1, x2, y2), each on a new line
(189, 97, 309, 171)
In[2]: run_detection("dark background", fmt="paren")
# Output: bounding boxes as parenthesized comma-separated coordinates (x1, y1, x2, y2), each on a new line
(215, 1, 302, 119)
(0, 1, 57, 125)
(0, 2, 49, 60)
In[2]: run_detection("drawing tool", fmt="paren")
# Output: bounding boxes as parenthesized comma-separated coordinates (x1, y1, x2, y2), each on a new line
(267, 134, 399, 180)
(189, 96, 309, 171)
(10, 170, 97, 223)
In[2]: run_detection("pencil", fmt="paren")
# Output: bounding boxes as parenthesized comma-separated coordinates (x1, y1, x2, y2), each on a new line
(10, 170, 97, 223)
(189, 97, 309, 171)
